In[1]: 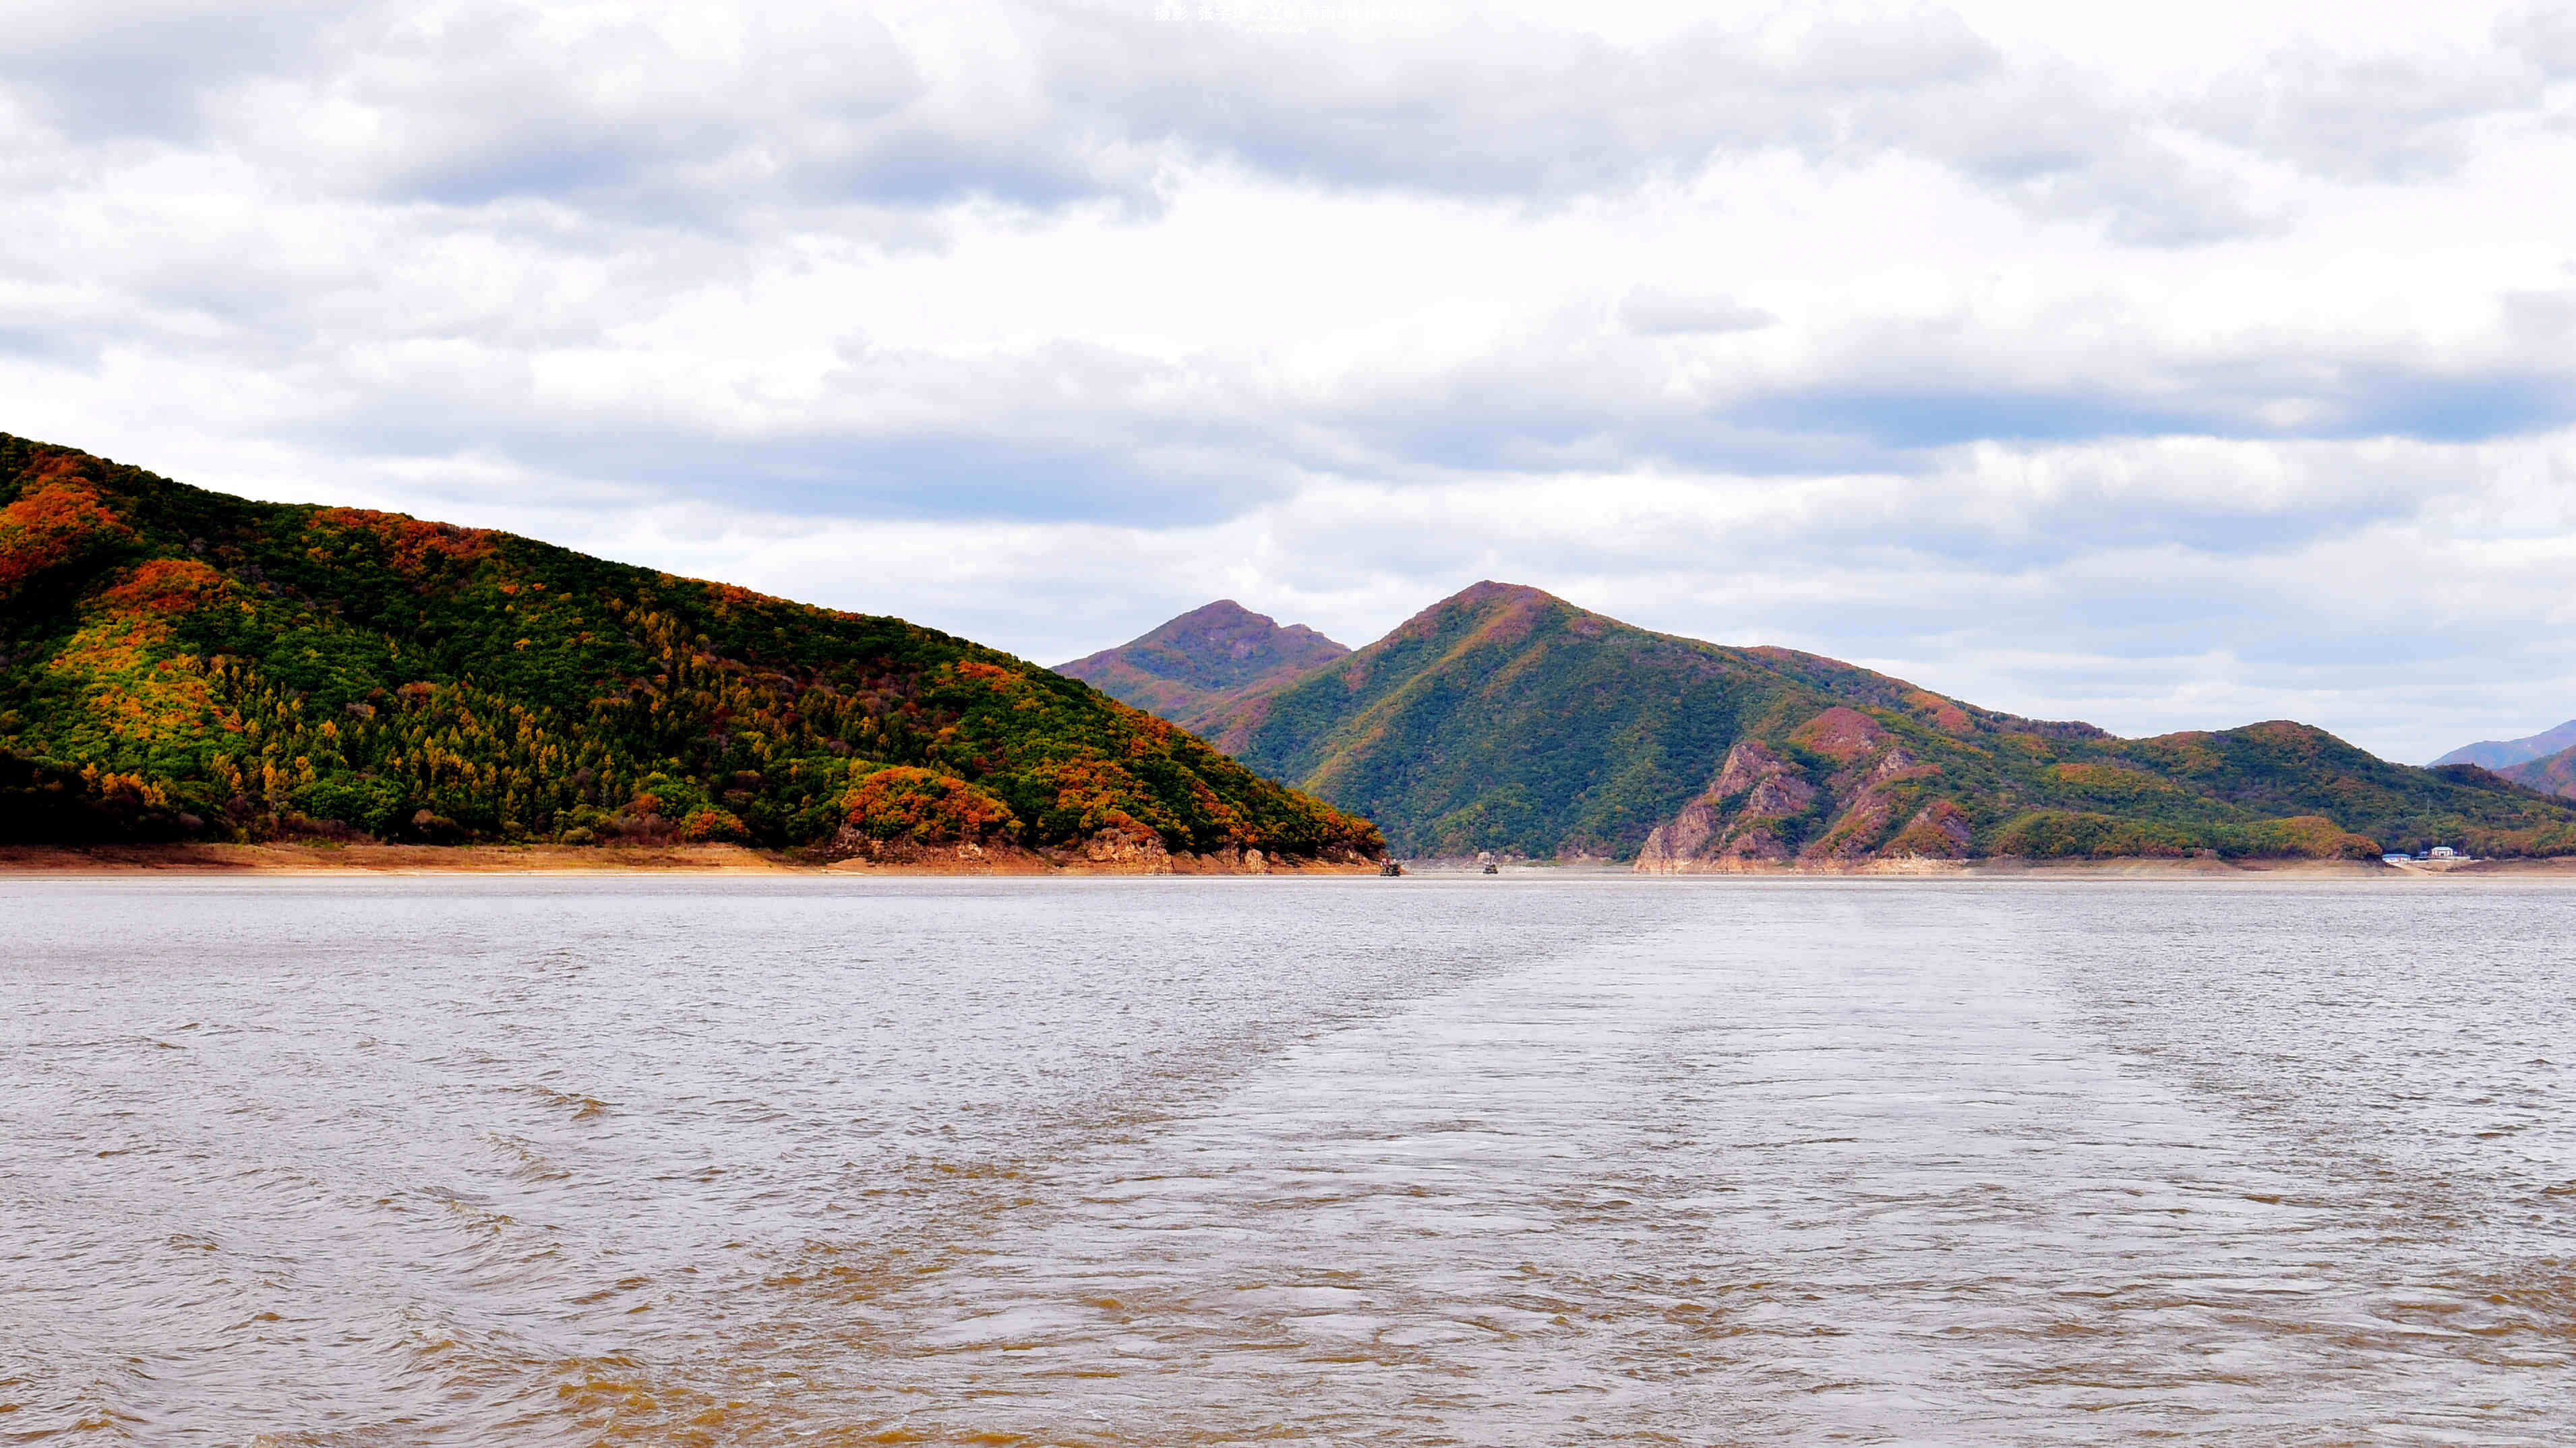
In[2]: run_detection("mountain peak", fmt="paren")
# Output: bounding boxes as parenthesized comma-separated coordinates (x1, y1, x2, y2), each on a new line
(1054, 600, 1349, 729)
(1422, 580, 1569, 615)
(1385, 580, 1587, 645)
(1160, 598, 1261, 628)
(1451, 579, 1561, 605)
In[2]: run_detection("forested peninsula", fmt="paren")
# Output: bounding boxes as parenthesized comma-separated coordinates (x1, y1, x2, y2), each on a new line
(0, 435, 1382, 871)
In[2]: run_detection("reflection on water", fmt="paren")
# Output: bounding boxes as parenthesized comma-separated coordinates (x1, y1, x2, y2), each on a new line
(2, 876, 2571, 1444)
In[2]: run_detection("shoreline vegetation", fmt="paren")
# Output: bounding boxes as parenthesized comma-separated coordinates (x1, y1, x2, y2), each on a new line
(0, 841, 1383, 874)
(5, 843, 2567, 878)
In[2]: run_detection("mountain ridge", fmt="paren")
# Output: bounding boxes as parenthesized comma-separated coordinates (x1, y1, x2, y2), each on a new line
(2432, 718, 2576, 770)
(1110, 584, 2576, 864)
(2499, 743, 2576, 800)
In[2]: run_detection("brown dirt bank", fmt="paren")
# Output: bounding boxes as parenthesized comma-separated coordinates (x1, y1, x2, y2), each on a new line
(1952, 855, 2396, 877)
(2434, 855, 2576, 876)
(1957, 855, 2576, 878)
(0, 842, 802, 874)
(0, 841, 1379, 876)
(1610, 855, 2376, 877)
(1606, 855, 2555, 878)
(1608, 854, 2576, 878)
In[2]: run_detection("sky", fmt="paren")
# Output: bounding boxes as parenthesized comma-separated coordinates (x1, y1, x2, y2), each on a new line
(5, 0, 2575, 762)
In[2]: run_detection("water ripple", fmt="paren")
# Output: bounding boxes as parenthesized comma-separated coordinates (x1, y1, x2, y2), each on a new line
(1, 875, 2569, 1444)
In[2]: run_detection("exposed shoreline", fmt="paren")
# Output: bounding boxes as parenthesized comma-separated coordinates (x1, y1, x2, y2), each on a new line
(0, 842, 1384, 876)
(1420, 855, 2576, 878)
(6, 843, 2570, 878)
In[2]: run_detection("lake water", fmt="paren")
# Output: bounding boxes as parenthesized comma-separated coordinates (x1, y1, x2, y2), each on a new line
(3, 875, 2572, 1445)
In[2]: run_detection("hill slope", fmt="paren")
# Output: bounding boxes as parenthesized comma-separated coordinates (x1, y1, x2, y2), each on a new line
(1055, 600, 1348, 729)
(2432, 718, 2576, 770)
(0, 435, 1381, 865)
(1176, 582, 2576, 863)
(2500, 744, 2576, 800)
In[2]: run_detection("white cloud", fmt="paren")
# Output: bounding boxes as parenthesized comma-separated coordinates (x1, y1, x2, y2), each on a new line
(1621, 287, 1777, 335)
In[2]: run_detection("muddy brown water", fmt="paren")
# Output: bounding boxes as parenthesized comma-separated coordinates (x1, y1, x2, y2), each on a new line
(3, 876, 2571, 1444)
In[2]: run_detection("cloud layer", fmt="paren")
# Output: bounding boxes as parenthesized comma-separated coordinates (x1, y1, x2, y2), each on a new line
(5, 0, 2575, 760)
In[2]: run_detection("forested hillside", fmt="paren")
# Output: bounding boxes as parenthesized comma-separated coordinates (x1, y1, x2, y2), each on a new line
(1172, 582, 2576, 863)
(0, 435, 1381, 863)
(2500, 744, 2576, 800)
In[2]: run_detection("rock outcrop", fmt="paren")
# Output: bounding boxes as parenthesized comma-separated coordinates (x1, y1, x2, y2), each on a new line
(1080, 826, 1171, 870)
(1635, 740, 1822, 872)
(1635, 715, 1953, 872)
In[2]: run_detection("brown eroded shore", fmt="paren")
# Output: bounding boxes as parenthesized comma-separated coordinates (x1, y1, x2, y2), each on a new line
(1420, 855, 2576, 879)
(0, 841, 1384, 876)
(1941, 855, 2576, 878)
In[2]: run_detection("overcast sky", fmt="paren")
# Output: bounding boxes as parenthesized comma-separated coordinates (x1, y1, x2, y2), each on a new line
(7, 0, 2575, 760)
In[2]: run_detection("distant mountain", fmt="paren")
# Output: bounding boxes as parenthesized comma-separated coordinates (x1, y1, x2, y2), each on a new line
(2431, 719, 2576, 770)
(2500, 744, 2576, 800)
(0, 433, 1381, 866)
(1156, 581, 2576, 864)
(1055, 600, 1348, 729)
